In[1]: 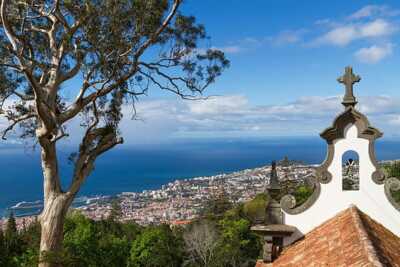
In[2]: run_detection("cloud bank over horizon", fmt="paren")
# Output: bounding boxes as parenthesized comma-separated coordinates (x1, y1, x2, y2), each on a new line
(109, 94, 400, 144)
(1, 93, 400, 147)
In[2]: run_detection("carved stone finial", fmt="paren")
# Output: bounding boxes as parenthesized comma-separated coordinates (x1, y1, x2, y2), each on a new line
(265, 161, 283, 224)
(268, 161, 280, 193)
(337, 66, 361, 107)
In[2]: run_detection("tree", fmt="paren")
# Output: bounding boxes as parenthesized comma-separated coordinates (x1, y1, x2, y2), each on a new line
(0, 226, 6, 266)
(3, 212, 21, 266)
(202, 186, 233, 219)
(108, 199, 122, 222)
(129, 224, 183, 267)
(384, 161, 400, 204)
(241, 193, 268, 224)
(0, 1, 228, 266)
(183, 221, 219, 267)
(215, 212, 261, 267)
(5, 212, 19, 252)
(385, 161, 400, 178)
(292, 185, 313, 205)
(16, 218, 42, 267)
(280, 156, 290, 167)
(63, 212, 132, 267)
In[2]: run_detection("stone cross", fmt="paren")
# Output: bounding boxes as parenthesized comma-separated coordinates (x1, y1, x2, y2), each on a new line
(337, 66, 361, 107)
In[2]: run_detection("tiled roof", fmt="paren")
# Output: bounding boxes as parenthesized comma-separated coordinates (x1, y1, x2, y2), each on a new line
(256, 205, 400, 267)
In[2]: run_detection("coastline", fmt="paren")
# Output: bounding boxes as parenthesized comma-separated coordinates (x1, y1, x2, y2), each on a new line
(2, 161, 318, 225)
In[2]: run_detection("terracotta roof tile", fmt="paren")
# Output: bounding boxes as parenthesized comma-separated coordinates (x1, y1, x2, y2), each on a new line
(256, 205, 400, 267)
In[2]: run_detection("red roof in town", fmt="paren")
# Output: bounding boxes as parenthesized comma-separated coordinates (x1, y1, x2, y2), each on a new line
(170, 220, 192, 225)
(256, 205, 400, 267)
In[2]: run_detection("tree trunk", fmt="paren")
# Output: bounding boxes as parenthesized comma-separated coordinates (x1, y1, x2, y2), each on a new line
(39, 194, 68, 267)
(38, 141, 69, 267)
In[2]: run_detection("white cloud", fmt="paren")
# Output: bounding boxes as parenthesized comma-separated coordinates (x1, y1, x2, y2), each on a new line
(213, 45, 242, 54)
(111, 94, 400, 143)
(3, 94, 400, 144)
(359, 19, 395, 37)
(217, 29, 307, 53)
(348, 5, 400, 20)
(188, 95, 248, 115)
(348, 5, 388, 20)
(314, 19, 396, 46)
(388, 115, 400, 126)
(354, 43, 393, 63)
(267, 29, 306, 45)
(316, 25, 358, 46)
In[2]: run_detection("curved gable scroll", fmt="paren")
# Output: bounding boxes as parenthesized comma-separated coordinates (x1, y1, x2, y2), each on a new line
(320, 106, 382, 144)
(281, 106, 385, 215)
(320, 106, 385, 185)
(281, 67, 400, 236)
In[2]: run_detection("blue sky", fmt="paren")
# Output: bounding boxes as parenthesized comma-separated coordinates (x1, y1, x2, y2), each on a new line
(4, 1, 400, 145)
(178, 0, 400, 103)
(106, 1, 400, 144)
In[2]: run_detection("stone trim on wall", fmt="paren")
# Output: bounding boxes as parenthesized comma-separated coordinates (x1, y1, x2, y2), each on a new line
(280, 142, 335, 215)
(281, 105, 400, 215)
(320, 106, 382, 144)
(281, 176, 321, 215)
(384, 178, 400, 212)
(369, 141, 386, 185)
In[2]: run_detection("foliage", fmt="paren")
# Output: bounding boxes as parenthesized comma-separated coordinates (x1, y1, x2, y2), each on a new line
(183, 220, 219, 267)
(0, 214, 40, 266)
(3, 212, 23, 266)
(393, 191, 400, 204)
(63, 212, 137, 267)
(383, 161, 400, 204)
(383, 161, 400, 178)
(202, 193, 233, 219)
(293, 185, 313, 205)
(278, 156, 305, 167)
(1, 206, 264, 267)
(215, 212, 261, 267)
(129, 224, 183, 267)
(0, 0, 229, 260)
(0, 227, 6, 266)
(241, 193, 268, 224)
(108, 199, 123, 221)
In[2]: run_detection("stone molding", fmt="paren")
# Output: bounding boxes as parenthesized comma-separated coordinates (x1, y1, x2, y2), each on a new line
(320, 106, 382, 144)
(281, 176, 321, 215)
(281, 105, 400, 215)
(384, 178, 400, 212)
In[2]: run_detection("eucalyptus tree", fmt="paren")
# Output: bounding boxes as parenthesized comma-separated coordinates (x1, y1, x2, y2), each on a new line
(0, 0, 229, 266)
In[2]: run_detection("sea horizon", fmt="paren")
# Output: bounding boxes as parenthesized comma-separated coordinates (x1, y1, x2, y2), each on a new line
(2, 136, 400, 217)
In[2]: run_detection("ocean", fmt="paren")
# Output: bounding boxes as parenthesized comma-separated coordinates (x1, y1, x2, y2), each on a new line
(1, 137, 400, 216)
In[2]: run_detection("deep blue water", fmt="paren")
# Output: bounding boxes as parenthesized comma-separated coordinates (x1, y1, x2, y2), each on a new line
(1, 137, 400, 215)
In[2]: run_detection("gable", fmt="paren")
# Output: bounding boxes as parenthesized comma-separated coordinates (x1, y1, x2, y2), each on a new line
(256, 206, 400, 267)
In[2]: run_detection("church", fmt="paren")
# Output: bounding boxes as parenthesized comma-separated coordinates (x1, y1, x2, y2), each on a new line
(253, 67, 400, 266)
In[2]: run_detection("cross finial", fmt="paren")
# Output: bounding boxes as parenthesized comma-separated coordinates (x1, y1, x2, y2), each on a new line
(337, 66, 361, 107)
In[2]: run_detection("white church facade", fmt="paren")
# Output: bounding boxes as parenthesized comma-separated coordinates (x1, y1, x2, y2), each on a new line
(280, 66, 400, 238)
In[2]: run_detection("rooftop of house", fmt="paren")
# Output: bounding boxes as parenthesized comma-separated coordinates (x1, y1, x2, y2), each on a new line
(256, 205, 400, 267)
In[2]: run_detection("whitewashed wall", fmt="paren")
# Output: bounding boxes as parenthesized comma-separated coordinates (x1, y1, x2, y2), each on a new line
(284, 124, 400, 240)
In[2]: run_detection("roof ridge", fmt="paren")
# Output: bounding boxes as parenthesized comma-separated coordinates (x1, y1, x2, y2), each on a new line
(348, 205, 384, 267)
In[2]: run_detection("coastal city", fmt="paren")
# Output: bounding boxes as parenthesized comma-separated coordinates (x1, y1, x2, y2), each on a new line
(2, 159, 318, 228)
(3, 158, 397, 229)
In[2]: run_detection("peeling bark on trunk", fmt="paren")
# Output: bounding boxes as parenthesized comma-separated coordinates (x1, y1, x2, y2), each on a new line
(38, 143, 70, 267)
(39, 194, 68, 267)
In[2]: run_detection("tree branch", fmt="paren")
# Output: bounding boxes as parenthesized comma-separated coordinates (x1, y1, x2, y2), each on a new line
(134, 0, 181, 58)
(1, 0, 20, 51)
(1, 113, 35, 140)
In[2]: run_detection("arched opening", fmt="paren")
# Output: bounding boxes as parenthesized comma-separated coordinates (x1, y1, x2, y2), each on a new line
(342, 150, 360, 191)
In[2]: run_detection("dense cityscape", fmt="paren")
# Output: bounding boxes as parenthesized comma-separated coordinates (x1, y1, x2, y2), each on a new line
(79, 161, 317, 225)
(4, 159, 398, 230)
(2, 160, 317, 228)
